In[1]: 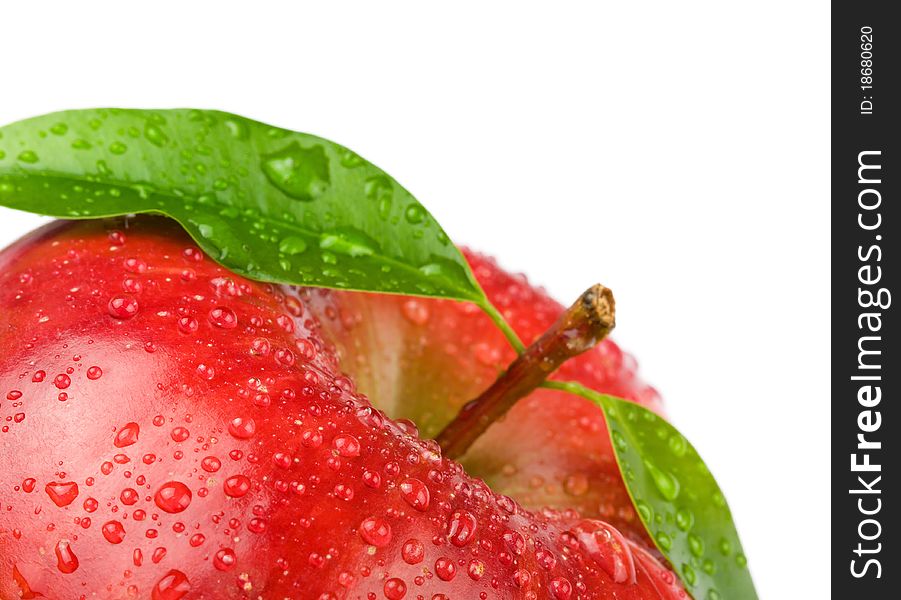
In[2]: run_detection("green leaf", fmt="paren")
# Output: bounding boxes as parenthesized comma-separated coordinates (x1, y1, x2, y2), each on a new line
(544, 381, 758, 600)
(0, 108, 484, 303)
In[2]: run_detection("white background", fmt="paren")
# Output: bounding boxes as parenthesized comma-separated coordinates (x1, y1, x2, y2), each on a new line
(0, 2, 829, 598)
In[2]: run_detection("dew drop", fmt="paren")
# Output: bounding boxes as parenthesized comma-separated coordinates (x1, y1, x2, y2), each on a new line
(435, 557, 456, 581)
(55, 540, 79, 573)
(549, 577, 573, 600)
(399, 478, 430, 512)
(45, 481, 79, 507)
(177, 317, 198, 334)
(123, 257, 147, 274)
(144, 123, 169, 147)
(152, 569, 190, 600)
(571, 520, 637, 584)
(468, 559, 485, 581)
(201, 456, 221, 473)
(404, 204, 425, 224)
(333, 434, 361, 457)
(114, 422, 140, 448)
(102, 520, 126, 544)
(675, 507, 694, 532)
(208, 306, 238, 329)
(503, 530, 525, 555)
(401, 538, 424, 564)
(358, 517, 392, 547)
(564, 473, 590, 497)
(655, 531, 672, 551)
(261, 142, 330, 201)
(228, 417, 256, 439)
(108, 295, 139, 319)
(213, 548, 237, 571)
(154, 482, 192, 513)
(362, 469, 381, 489)
(364, 175, 393, 219)
(645, 461, 680, 501)
(383, 578, 406, 600)
(447, 509, 478, 547)
(278, 236, 308, 256)
(318, 229, 377, 258)
(223, 475, 251, 498)
(196, 363, 215, 380)
(536, 548, 557, 570)
(400, 300, 429, 325)
(120, 488, 139, 505)
(18, 150, 39, 164)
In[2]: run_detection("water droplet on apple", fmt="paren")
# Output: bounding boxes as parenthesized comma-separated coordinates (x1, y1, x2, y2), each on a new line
(447, 509, 478, 547)
(399, 478, 430, 512)
(208, 306, 238, 329)
(435, 557, 456, 581)
(401, 538, 424, 564)
(223, 475, 251, 498)
(400, 299, 429, 325)
(177, 316, 198, 334)
(45, 481, 79, 507)
(358, 517, 392, 547)
(55, 540, 79, 573)
(102, 520, 126, 544)
(549, 577, 573, 599)
(383, 578, 406, 600)
(228, 417, 256, 439)
(120, 488, 139, 505)
(154, 482, 192, 513)
(201, 456, 221, 473)
(108, 294, 139, 319)
(152, 569, 190, 600)
(114, 422, 140, 448)
(213, 548, 237, 571)
(333, 434, 361, 457)
(571, 519, 636, 584)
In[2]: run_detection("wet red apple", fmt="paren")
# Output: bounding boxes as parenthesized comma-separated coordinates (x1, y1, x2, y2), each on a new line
(0, 217, 684, 599)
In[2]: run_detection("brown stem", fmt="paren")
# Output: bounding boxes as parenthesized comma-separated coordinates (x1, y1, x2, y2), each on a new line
(436, 284, 616, 459)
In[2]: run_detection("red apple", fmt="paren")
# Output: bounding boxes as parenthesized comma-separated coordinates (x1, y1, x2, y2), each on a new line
(0, 217, 684, 599)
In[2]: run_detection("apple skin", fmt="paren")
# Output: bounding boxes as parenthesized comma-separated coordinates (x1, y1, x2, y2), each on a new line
(0, 217, 684, 599)
(305, 253, 663, 541)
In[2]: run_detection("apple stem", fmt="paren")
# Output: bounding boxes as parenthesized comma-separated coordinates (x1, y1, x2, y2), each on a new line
(436, 284, 616, 459)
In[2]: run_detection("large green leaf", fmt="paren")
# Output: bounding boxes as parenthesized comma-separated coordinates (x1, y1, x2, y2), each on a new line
(0, 108, 484, 302)
(545, 382, 758, 600)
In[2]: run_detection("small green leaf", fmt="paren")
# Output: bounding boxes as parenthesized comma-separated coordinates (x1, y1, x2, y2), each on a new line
(0, 108, 484, 303)
(544, 381, 758, 600)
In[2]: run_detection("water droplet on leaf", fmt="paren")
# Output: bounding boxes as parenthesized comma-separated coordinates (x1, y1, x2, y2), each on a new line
(278, 236, 308, 255)
(261, 142, 330, 201)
